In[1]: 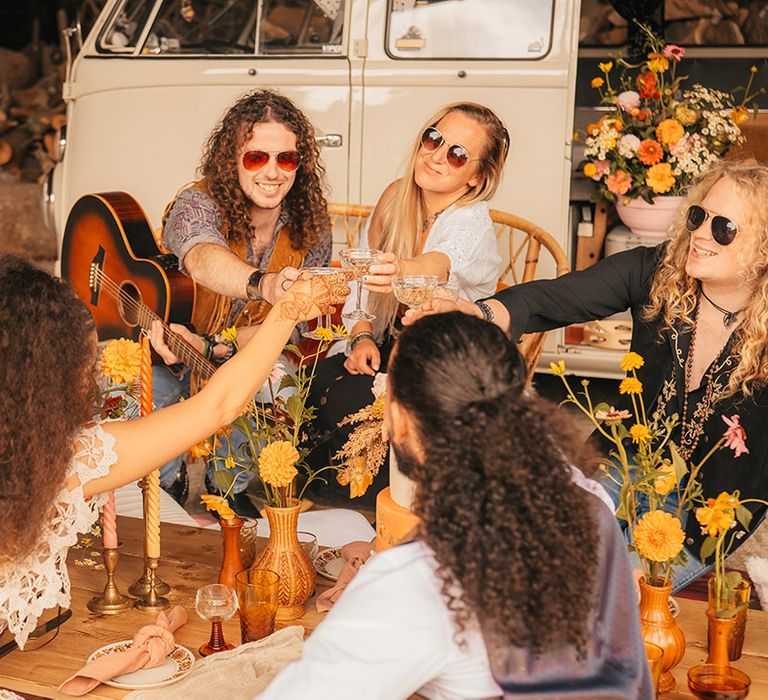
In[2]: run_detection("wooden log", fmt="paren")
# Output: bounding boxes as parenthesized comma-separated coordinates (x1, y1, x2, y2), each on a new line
(51, 114, 66, 130)
(0, 127, 34, 169)
(0, 139, 11, 166)
(0, 48, 35, 91)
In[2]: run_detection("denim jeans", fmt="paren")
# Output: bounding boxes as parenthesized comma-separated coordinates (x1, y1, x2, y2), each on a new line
(152, 365, 190, 489)
(599, 469, 712, 593)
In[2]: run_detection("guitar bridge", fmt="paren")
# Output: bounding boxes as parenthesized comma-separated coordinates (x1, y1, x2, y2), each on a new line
(88, 245, 106, 306)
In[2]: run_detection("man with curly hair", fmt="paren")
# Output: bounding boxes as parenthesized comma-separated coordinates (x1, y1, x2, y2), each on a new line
(153, 89, 332, 514)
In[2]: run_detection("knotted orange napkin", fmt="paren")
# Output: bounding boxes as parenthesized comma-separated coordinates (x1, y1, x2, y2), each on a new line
(316, 540, 374, 612)
(57, 605, 188, 696)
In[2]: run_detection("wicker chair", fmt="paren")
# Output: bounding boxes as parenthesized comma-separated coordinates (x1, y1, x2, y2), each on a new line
(327, 202, 570, 378)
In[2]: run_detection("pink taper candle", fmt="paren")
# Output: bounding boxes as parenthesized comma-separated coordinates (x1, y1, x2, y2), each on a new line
(140, 335, 161, 559)
(102, 491, 118, 548)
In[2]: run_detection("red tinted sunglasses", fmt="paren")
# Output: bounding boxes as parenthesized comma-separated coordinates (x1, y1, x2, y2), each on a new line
(420, 127, 479, 169)
(685, 205, 739, 246)
(242, 150, 301, 172)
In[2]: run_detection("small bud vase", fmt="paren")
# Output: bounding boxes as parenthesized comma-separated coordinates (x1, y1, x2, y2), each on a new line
(707, 574, 751, 661)
(218, 517, 246, 592)
(252, 500, 316, 621)
(638, 577, 686, 693)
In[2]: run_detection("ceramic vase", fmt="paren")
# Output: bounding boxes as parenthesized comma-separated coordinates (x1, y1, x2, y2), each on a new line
(615, 195, 684, 238)
(638, 578, 686, 693)
(218, 517, 246, 592)
(252, 500, 316, 621)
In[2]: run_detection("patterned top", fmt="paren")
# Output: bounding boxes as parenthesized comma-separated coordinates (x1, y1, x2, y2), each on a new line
(0, 425, 113, 649)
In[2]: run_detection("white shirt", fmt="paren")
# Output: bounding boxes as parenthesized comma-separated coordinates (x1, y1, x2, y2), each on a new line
(256, 541, 502, 700)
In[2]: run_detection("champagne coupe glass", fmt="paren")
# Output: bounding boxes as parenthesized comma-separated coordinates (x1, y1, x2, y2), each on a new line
(391, 274, 439, 311)
(195, 583, 237, 656)
(434, 281, 460, 303)
(340, 248, 382, 321)
(300, 267, 349, 340)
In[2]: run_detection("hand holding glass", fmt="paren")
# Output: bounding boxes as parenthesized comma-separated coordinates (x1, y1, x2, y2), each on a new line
(301, 267, 350, 340)
(340, 248, 382, 321)
(392, 275, 439, 311)
(434, 281, 460, 302)
(195, 584, 237, 656)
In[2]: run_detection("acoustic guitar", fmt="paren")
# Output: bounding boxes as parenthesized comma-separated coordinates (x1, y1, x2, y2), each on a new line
(61, 191, 217, 381)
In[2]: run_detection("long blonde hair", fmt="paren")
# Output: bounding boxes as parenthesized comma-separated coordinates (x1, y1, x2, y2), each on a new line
(369, 102, 509, 336)
(644, 159, 768, 398)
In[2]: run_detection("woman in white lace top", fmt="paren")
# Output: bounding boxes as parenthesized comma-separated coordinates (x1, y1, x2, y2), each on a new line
(0, 254, 347, 648)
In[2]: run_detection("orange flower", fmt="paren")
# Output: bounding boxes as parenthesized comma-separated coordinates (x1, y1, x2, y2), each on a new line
(638, 139, 663, 166)
(656, 119, 684, 146)
(606, 170, 632, 196)
(101, 338, 142, 384)
(336, 457, 374, 499)
(646, 52, 670, 73)
(189, 440, 213, 460)
(636, 71, 659, 99)
(730, 105, 749, 126)
(591, 77, 604, 89)
(634, 511, 685, 562)
(200, 493, 236, 522)
(619, 377, 643, 395)
(583, 162, 597, 178)
(696, 492, 737, 537)
(654, 463, 677, 496)
(620, 352, 645, 372)
(258, 440, 299, 488)
(630, 423, 650, 444)
(646, 163, 676, 194)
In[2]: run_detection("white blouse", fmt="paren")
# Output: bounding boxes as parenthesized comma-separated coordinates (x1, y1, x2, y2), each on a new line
(0, 425, 113, 649)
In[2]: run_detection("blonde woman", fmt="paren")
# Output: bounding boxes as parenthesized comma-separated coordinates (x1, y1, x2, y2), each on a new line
(412, 159, 768, 590)
(307, 102, 509, 501)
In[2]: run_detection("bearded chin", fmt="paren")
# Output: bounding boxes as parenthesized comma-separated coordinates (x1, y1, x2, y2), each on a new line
(391, 441, 422, 480)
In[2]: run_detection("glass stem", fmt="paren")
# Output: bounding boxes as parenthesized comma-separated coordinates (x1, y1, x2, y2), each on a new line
(324, 313, 331, 330)
(209, 620, 226, 652)
(355, 280, 363, 311)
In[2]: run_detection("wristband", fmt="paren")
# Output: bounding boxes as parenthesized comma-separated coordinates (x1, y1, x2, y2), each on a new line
(474, 300, 495, 324)
(245, 269, 268, 302)
(350, 331, 375, 349)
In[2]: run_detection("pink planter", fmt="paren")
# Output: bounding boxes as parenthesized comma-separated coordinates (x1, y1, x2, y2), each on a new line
(615, 195, 685, 238)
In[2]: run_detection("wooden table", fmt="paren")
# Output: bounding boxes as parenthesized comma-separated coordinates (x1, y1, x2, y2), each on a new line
(1, 516, 767, 698)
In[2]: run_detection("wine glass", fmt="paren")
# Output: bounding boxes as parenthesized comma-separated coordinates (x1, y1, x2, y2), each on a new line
(300, 267, 349, 340)
(195, 583, 237, 656)
(391, 274, 439, 311)
(340, 248, 382, 321)
(434, 281, 460, 303)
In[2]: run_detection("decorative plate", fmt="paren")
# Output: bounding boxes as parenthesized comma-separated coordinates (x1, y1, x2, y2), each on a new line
(313, 547, 345, 582)
(668, 596, 680, 618)
(87, 641, 194, 689)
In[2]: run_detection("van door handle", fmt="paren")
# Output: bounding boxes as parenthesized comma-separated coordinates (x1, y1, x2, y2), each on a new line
(315, 134, 343, 148)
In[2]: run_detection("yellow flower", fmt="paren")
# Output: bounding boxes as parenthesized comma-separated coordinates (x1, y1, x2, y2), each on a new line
(630, 423, 650, 444)
(696, 492, 738, 537)
(619, 377, 643, 395)
(674, 105, 698, 126)
(200, 493, 236, 522)
(315, 326, 334, 342)
(654, 463, 677, 495)
(259, 440, 299, 488)
(620, 352, 645, 372)
(591, 77, 604, 88)
(224, 455, 236, 470)
(332, 324, 349, 338)
(647, 52, 669, 73)
(656, 118, 684, 146)
(336, 457, 374, 499)
(730, 105, 749, 126)
(646, 162, 676, 194)
(549, 360, 566, 377)
(221, 326, 238, 344)
(598, 61, 613, 73)
(634, 511, 685, 562)
(189, 440, 213, 460)
(101, 338, 142, 384)
(583, 162, 597, 179)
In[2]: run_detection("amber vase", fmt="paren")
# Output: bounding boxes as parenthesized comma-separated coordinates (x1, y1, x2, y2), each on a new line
(707, 575, 751, 661)
(638, 578, 686, 693)
(218, 517, 246, 592)
(252, 501, 316, 621)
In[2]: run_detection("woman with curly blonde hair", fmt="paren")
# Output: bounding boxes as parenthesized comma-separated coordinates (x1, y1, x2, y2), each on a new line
(412, 159, 768, 590)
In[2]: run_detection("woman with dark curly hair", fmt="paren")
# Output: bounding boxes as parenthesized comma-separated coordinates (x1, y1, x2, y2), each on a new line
(260, 313, 652, 700)
(152, 89, 333, 512)
(0, 253, 347, 648)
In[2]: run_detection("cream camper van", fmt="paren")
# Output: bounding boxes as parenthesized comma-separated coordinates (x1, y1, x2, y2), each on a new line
(50, 0, 582, 372)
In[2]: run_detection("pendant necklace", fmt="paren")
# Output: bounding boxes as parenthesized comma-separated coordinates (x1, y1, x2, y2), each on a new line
(699, 286, 744, 328)
(421, 207, 446, 232)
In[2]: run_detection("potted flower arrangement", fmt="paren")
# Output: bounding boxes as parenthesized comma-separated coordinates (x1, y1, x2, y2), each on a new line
(580, 24, 764, 237)
(551, 352, 750, 692)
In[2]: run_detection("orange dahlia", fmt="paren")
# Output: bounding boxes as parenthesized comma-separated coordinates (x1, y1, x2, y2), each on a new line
(656, 119, 684, 146)
(646, 163, 676, 194)
(638, 139, 663, 166)
(259, 440, 299, 488)
(634, 511, 685, 562)
(101, 338, 142, 384)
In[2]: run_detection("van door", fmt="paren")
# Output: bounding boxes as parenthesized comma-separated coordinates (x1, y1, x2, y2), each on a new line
(357, 0, 581, 283)
(54, 0, 355, 245)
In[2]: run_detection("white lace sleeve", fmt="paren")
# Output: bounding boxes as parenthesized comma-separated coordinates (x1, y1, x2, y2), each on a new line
(0, 424, 116, 649)
(424, 201, 502, 301)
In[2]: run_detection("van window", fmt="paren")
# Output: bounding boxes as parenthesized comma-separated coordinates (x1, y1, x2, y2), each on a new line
(386, 0, 554, 60)
(258, 0, 345, 55)
(97, 0, 156, 53)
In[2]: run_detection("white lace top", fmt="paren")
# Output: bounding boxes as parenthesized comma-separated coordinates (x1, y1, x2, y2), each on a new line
(0, 424, 115, 649)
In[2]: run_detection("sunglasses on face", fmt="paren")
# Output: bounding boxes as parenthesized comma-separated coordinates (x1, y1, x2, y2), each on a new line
(685, 204, 739, 246)
(420, 127, 480, 169)
(241, 150, 301, 172)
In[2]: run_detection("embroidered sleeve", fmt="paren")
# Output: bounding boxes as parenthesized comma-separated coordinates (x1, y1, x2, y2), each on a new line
(163, 189, 227, 275)
(0, 425, 115, 649)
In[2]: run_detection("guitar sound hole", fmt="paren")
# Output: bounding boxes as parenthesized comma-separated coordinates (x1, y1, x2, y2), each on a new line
(117, 281, 142, 327)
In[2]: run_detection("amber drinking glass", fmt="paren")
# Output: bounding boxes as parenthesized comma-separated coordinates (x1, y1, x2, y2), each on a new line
(644, 641, 663, 696)
(707, 575, 752, 661)
(236, 569, 280, 644)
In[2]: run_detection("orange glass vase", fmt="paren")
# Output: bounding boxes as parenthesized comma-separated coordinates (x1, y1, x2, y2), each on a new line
(252, 501, 316, 621)
(638, 578, 686, 693)
(218, 517, 246, 592)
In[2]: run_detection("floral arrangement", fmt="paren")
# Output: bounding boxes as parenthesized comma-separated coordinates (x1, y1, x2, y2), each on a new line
(95, 338, 142, 420)
(552, 352, 749, 587)
(334, 373, 389, 498)
(580, 25, 764, 203)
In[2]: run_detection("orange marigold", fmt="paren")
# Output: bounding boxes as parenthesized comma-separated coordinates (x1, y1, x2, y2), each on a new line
(730, 105, 749, 126)
(630, 423, 650, 444)
(619, 377, 643, 395)
(646, 163, 676, 194)
(656, 119, 684, 146)
(101, 338, 142, 384)
(634, 511, 685, 562)
(638, 139, 663, 166)
(259, 440, 299, 488)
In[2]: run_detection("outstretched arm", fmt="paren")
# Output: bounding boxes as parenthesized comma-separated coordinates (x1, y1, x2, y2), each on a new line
(81, 274, 349, 496)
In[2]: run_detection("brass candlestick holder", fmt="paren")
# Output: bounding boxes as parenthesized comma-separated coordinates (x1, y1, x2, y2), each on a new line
(87, 546, 132, 614)
(134, 557, 169, 611)
(128, 477, 170, 598)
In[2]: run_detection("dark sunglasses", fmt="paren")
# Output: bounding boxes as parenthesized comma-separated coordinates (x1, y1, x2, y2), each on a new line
(242, 150, 301, 172)
(420, 127, 480, 169)
(685, 204, 739, 246)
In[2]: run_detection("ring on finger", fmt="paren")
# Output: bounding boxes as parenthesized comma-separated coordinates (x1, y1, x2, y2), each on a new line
(281, 278, 291, 291)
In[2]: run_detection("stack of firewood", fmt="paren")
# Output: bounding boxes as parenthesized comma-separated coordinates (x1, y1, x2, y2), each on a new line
(0, 45, 66, 183)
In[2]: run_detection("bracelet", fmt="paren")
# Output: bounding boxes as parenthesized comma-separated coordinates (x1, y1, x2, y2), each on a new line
(350, 331, 375, 349)
(475, 301, 495, 324)
(200, 334, 215, 360)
